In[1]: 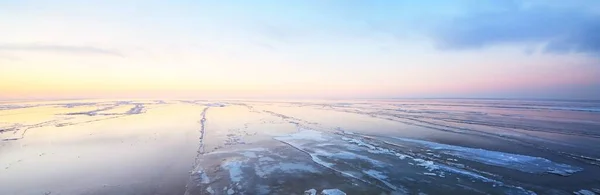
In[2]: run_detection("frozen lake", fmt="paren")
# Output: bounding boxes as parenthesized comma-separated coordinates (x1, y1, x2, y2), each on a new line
(1, 99, 600, 195)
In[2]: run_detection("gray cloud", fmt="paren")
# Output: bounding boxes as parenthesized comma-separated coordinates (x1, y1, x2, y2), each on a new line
(0, 43, 124, 57)
(431, 3, 600, 55)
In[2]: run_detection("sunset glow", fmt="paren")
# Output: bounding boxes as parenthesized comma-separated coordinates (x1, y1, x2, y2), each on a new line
(2, 0, 599, 100)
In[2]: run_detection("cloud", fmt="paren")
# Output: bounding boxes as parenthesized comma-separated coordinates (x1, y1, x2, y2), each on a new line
(0, 43, 124, 57)
(431, 2, 600, 55)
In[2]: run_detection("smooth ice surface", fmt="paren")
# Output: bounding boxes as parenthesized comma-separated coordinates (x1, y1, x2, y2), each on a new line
(2, 99, 599, 195)
(276, 128, 328, 141)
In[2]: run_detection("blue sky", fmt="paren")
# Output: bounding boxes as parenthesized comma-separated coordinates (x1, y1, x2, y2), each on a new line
(1, 0, 599, 99)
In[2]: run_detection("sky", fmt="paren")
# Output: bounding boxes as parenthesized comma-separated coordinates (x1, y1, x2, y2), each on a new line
(1, 0, 599, 100)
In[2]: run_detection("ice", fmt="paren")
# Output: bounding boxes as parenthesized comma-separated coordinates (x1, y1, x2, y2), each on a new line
(242, 151, 257, 158)
(412, 159, 438, 171)
(206, 186, 214, 194)
(341, 130, 354, 135)
(256, 185, 271, 194)
(361, 169, 406, 191)
(321, 189, 346, 195)
(276, 129, 329, 141)
(321, 150, 386, 167)
(126, 104, 145, 114)
(305, 189, 317, 195)
(4, 99, 594, 195)
(342, 136, 407, 157)
(574, 189, 597, 195)
(255, 162, 319, 178)
(392, 137, 583, 175)
(221, 160, 244, 182)
(197, 170, 210, 184)
(363, 169, 387, 180)
(206, 103, 227, 107)
(259, 156, 275, 162)
(275, 129, 529, 194)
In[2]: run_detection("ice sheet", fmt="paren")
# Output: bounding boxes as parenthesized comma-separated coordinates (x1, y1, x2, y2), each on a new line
(391, 137, 582, 176)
